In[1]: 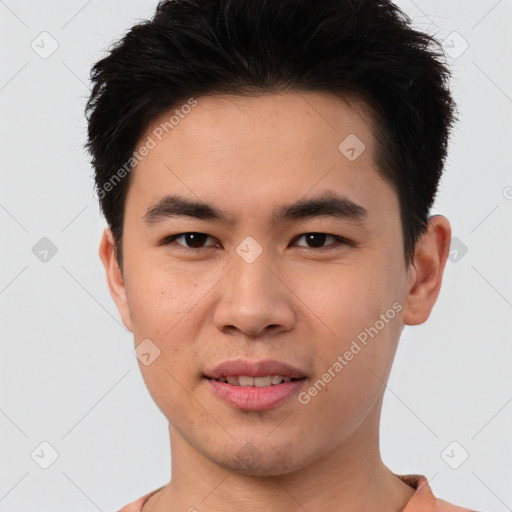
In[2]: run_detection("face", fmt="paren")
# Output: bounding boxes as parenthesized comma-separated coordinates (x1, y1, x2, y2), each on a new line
(100, 92, 448, 476)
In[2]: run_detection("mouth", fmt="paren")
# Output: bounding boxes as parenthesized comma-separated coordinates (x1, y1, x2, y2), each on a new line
(202, 359, 308, 411)
(203, 376, 307, 411)
(203, 358, 307, 381)
(207, 375, 306, 387)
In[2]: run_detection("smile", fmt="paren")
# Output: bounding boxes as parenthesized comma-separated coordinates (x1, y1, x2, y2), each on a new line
(211, 375, 302, 387)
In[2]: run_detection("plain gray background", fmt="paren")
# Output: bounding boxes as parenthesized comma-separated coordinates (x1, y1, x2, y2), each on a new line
(1, 1, 511, 510)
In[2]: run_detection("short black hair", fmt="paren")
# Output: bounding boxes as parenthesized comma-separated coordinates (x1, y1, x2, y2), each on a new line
(85, 0, 457, 270)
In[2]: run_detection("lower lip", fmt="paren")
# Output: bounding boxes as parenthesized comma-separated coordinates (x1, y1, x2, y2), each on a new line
(204, 378, 306, 411)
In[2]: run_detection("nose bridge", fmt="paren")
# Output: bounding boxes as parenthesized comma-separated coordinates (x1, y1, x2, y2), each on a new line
(230, 244, 278, 306)
(212, 242, 295, 336)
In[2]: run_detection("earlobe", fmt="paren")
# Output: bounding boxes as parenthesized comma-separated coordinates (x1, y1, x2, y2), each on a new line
(98, 227, 134, 332)
(402, 215, 451, 326)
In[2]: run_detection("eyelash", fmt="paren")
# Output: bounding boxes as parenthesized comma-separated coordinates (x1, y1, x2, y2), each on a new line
(160, 232, 354, 251)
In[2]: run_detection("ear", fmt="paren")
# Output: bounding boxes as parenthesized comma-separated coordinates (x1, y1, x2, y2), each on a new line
(98, 227, 134, 332)
(402, 215, 451, 325)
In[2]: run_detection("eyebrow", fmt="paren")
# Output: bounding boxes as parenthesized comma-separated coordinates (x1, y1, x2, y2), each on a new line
(142, 192, 368, 227)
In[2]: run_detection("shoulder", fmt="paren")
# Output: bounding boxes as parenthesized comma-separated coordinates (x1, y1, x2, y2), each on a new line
(398, 474, 480, 512)
(116, 486, 165, 512)
(434, 497, 481, 512)
(430, 492, 485, 512)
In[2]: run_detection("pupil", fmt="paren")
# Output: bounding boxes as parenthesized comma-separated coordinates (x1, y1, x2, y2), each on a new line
(186, 233, 207, 248)
(306, 233, 326, 247)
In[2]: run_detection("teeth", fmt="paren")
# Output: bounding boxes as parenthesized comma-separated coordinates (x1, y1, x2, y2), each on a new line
(254, 376, 272, 387)
(239, 376, 254, 387)
(272, 375, 284, 384)
(214, 375, 296, 387)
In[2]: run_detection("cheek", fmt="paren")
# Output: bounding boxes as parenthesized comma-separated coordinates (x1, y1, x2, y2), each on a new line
(293, 259, 403, 404)
(123, 254, 206, 340)
(293, 258, 400, 336)
(122, 256, 213, 387)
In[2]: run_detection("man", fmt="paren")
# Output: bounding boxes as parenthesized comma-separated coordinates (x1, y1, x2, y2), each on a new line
(85, 0, 477, 510)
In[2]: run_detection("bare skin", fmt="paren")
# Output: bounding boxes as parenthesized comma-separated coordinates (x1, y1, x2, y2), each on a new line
(99, 92, 451, 511)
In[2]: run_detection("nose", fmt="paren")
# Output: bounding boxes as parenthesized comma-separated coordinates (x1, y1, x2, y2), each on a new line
(212, 252, 296, 339)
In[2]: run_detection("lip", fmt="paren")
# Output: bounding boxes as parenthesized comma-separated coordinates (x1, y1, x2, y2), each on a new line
(204, 378, 307, 411)
(203, 359, 308, 411)
(203, 359, 307, 379)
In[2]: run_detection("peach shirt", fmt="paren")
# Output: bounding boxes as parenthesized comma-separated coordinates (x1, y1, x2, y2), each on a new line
(117, 474, 477, 511)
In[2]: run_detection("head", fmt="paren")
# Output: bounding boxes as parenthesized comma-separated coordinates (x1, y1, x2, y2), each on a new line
(87, 0, 456, 476)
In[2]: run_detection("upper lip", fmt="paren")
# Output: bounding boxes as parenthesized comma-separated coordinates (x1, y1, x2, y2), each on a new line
(204, 359, 307, 379)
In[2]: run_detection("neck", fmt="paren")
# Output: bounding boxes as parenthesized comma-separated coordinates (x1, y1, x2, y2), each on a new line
(146, 406, 415, 512)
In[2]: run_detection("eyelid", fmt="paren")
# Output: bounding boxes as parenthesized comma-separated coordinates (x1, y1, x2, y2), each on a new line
(161, 233, 219, 248)
(161, 232, 354, 250)
(293, 233, 352, 248)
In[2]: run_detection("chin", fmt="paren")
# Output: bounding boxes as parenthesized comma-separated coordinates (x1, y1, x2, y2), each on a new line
(208, 444, 309, 477)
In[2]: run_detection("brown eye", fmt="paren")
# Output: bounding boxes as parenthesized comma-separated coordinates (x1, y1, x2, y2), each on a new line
(294, 233, 346, 249)
(164, 232, 218, 248)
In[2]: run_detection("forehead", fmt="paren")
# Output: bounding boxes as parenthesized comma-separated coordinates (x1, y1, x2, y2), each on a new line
(144, 91, 377, 161)
(125, 92, 394, 223)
